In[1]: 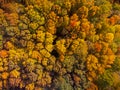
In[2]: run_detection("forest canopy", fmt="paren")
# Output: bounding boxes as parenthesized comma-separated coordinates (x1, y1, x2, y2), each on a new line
(0, 0, 120, 90)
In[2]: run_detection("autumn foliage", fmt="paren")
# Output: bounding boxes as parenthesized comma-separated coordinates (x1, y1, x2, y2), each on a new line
(0, 0, 120, 90)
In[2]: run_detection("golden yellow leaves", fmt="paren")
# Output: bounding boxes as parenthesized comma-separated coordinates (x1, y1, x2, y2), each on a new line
(86, 50, 115, 81)
(81, 19, 90, 34)
(25, 83, 35, 90)
(10, 69, 20, 78)
(77, 6, 88, 18)
(29, 22, 39, 30)
(35, 43, 44, 50)
(31, 50, 42, 62)
(0, 67, 4, 72)
(70, 38, 88, 58)
(48, 11, 58, 22)
(89, 6, 100, 16)
(36, 30, 45, 43)
(86, 40, 116, 81)
(4, 41, 14, 50)
(0, 0, 119, 89)
(87, 55, 98, 70)
(104, 33, 114, 43)
(26, 41, 35, 51)
(46, 19, 56, 34)
(41, 58, 48, 66)
(45, 32, 54, 52)
(55, 39, 66, 55)
(45, 44, 53, 52)
(40, 49, 51, 58)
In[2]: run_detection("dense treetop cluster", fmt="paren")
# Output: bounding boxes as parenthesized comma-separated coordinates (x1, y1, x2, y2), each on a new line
(0, 0, 120, 90)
